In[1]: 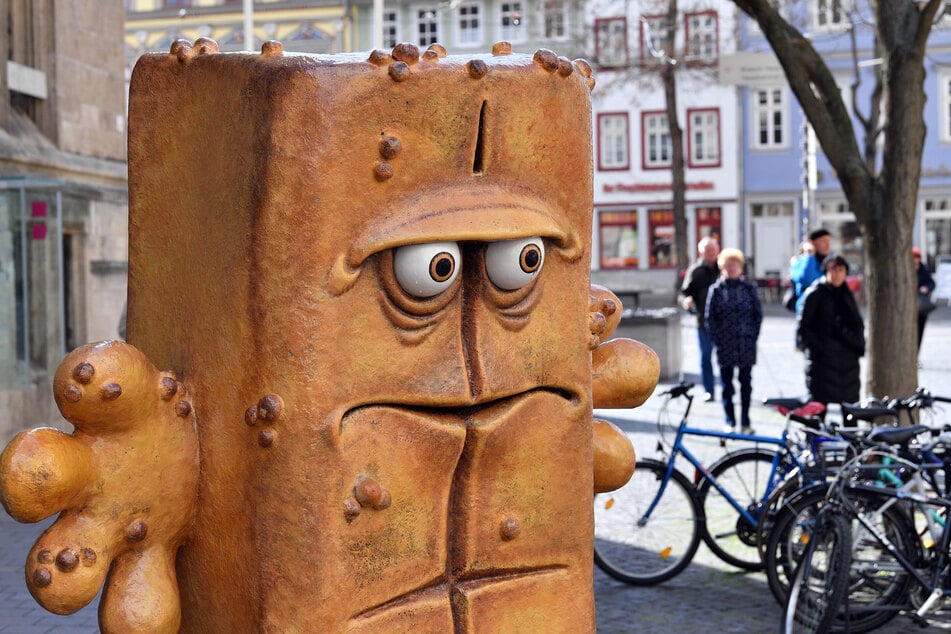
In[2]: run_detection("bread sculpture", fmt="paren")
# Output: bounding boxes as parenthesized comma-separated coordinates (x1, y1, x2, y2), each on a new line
(1, 39, 658, 632)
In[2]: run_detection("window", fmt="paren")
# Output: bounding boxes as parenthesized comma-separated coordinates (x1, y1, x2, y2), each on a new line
(695, 207, 722, 247)
(415, 7, 440, 46)
(941, 73, 951, 143)
(640, 15, 669, 61)
(599, 211, 639, 269)
(543, 0, 569, 40)
(812, 0, 847, 30)
(457, 3, 482, 46)
(595, 17, 627, 68)
(500, 2, 526, 43)
(598, 113, 629, 171)
(687, 108, 720, 167)
(383, 10, 399, 49)
(642, 111, 671, 168)
(648, 209, 676, 268)
(751, 87, 788, 150)
(685, 11, 718, 60)
(163, 0, 191, 7)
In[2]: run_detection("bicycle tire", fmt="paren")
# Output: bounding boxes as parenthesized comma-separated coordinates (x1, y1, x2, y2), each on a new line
(594, 458, 703, 586)
(697, 448, 778, 570)
(783, 508, 851, 634)
(765, 486, 918, 633)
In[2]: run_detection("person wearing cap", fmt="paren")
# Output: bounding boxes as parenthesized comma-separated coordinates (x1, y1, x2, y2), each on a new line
(681, 237, 721, 402)
(789, 228, 832, 314)
(915, 246, 936, 350)
(797, 253, 865, 408)
(705, 248, 762, 433)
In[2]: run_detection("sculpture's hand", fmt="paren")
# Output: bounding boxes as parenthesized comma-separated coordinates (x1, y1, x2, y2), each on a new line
(0, 341, 199, 634)
(588, 285, 660, 493)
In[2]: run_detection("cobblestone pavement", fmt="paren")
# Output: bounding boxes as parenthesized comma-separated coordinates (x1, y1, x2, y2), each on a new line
(2, 306, 950, 632)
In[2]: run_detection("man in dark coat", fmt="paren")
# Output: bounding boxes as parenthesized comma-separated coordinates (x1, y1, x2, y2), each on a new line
(797, 254, 865, 406)
(680, 237, 720, 402)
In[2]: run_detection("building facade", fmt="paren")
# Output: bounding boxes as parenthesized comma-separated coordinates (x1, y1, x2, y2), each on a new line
(1, 1, 129, 441)
(737, 1, 951, 285)
(585, 0, 740, 296)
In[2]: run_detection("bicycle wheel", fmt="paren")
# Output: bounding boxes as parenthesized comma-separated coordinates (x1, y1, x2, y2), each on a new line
(765, 485, 830, 605)
(697, 448, 778, 570)
(831, 489, 920, 633)
(594, 458, 702, 585)
(765, 487, 919, 633)
(783, 508, 851, 634)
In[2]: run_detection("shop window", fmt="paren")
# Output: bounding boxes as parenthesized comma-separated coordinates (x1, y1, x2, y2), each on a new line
(648, 208, 675, 268)
(599, 210, 638, 269)
(695, 206, 722, 247)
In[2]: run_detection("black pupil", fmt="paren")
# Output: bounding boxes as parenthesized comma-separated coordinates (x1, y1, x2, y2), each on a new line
(521, 246, 540, 271)
(433, 255, 453, 279)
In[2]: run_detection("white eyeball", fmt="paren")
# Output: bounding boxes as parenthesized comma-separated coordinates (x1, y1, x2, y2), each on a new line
(393, 242, 461, 298)
(485, 237, 545, 290)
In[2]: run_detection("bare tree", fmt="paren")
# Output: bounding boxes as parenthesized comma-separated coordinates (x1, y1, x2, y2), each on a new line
(733, 0, 944, 400)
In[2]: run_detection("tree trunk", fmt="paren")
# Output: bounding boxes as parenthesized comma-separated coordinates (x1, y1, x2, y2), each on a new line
(665, 0, 688, 272)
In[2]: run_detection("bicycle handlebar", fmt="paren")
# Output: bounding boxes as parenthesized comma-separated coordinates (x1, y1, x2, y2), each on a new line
(660, 382, 694, 399)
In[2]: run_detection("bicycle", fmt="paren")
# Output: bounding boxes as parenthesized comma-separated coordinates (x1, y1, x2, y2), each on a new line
(765, 388, 951, 613)
(593, 381, 815, 584)
(781, 425, 951, 632)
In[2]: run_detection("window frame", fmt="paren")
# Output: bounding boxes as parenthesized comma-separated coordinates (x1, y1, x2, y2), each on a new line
(642, 110, 672, 170)
(594, 17, 628, 68)
(382, 9, 400, 49)
(541, 0, 570, 41)
(687, 107, 721, 168)
(940, 72, 951, 143)
(499, 1, 527, 44)
(811, 0, 848, 31)
(597, 112, 630, 172)
(684, 10, 718, 61)
(412, 5, 441, 47)
(639, 14, 669, 62)
(455, 2, 483, 48)
(750, 86, 789, 151)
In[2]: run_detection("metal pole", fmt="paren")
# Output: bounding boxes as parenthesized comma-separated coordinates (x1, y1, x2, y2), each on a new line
(56, 190, 65, 356)
(243, 0, 254, 51)
(18, 187, 29, 373)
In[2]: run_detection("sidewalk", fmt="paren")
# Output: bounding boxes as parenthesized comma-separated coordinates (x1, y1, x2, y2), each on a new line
(1, 306, 949, 632)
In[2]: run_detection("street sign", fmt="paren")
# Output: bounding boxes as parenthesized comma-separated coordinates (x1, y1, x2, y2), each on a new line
(719, 52, 785, 86)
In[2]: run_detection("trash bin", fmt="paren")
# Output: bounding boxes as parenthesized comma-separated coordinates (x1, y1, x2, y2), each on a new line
(611, 307, 681, 381)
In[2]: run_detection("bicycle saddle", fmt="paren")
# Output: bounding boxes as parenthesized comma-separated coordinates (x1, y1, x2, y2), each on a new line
(866, 424, 929, 445)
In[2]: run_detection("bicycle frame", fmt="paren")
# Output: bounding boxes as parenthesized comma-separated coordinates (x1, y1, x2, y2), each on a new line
(642, 392, 807, 531)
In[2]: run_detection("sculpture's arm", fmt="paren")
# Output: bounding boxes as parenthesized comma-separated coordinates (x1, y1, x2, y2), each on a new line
(587, 285, 660, 493)
(0, 341, 199, 634)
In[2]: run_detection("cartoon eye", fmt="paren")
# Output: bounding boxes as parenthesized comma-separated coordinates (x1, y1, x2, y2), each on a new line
(485, 237, 545, 290)
(393, 242, 461, 298)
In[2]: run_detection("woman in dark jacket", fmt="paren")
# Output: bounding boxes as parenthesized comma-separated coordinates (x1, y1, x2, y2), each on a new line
(705, 248, 762, 433)
(797, 253, 865, 406)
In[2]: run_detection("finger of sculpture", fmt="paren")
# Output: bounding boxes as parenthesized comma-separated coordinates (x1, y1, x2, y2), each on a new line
(592, 338, 660, 408)
(1, 428, 95, 522)
(592, 419, 636, 494)
(25, 517, 111, 614)
(100, 547, 181, 634)
(588, 284, 623, 347)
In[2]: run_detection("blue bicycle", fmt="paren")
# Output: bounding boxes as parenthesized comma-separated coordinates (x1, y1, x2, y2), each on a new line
(594, 382, 824, 584)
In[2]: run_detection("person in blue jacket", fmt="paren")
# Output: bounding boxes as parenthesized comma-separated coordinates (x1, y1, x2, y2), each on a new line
(705, 248, 763, 434)
(790, 228, 831, 313)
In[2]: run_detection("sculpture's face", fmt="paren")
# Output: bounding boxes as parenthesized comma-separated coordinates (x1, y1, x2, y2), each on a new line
(125, 43, 598, 631)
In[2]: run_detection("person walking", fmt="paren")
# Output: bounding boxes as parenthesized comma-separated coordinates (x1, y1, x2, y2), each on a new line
(915, 246, 936, 350)
(789, 228, 831, 313)
(797, 254, 865, 408)
(705, 248, 762, 434)
(680, 237, 720, 402)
